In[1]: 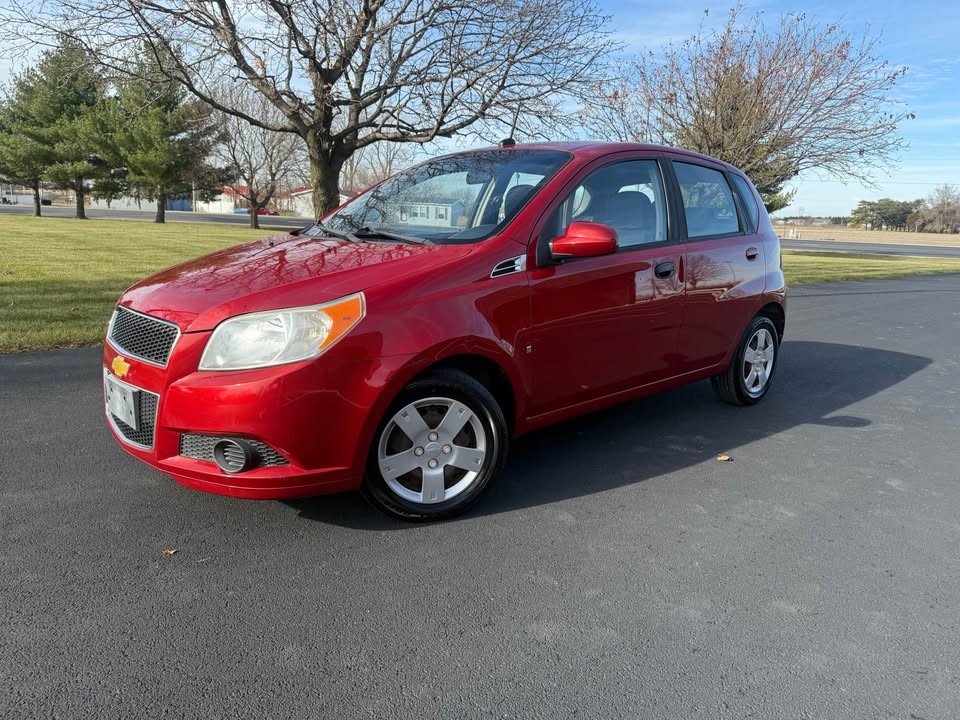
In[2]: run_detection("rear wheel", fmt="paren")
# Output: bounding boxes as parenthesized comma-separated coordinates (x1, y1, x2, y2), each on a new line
(362, 368, 508, 521)
(712, 316, 779, 406)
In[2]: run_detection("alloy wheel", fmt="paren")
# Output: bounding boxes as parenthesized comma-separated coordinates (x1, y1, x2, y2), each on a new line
(742, 327, 775, 397)
(377, 397, 488, 504)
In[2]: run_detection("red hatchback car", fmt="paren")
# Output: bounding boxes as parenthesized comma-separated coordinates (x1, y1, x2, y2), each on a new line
(103, 142, 785, 520)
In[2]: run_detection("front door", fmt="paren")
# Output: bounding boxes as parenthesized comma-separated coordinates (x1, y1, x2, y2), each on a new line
(527, 156, 685, 416)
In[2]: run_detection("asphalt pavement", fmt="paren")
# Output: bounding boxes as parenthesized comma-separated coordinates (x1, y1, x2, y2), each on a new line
(2, 274, 960, 719)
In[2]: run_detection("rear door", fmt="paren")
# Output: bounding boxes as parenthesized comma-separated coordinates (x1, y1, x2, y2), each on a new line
(665, 156, 766, 372)
(527, 154, 685, 416)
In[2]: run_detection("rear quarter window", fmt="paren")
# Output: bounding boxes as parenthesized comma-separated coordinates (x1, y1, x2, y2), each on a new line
(730, 173, 761, 232)
(674, 162, 740, 238)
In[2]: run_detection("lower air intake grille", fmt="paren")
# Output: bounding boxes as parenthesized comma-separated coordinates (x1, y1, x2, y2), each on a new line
(110, 391, 159, 449)
(179, 434, 289, 467)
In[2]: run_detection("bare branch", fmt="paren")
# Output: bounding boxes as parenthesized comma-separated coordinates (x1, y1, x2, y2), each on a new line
(584, 7, 911, 209)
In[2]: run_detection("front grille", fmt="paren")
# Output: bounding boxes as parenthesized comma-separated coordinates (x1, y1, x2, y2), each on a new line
(108, 306, 179, 366)
(110, 389, 159, 449)
(179, 434, 289, 467)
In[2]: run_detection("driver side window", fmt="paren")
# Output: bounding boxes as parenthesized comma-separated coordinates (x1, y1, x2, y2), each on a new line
(550, 160, 668, 248)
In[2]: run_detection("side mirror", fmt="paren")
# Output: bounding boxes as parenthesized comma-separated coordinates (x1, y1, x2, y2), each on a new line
(549, 221, 618, 260)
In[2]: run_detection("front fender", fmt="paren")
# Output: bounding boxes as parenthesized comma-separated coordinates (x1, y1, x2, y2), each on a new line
(348, 337, 528, 477)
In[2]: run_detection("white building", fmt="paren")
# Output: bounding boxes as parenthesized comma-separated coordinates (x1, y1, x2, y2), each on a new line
(397, 200, 466, 228)
(1, 183, 37, 205)
(290, 187, 356, 219)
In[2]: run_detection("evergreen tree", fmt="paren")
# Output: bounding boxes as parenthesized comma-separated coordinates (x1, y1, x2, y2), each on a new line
(6, 38, 108, 219)
(0, 115, 53, 216)
(100, 51, 224, 223)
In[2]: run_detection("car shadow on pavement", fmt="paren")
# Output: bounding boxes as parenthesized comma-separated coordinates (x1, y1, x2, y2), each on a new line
(284, 341, 930, 529)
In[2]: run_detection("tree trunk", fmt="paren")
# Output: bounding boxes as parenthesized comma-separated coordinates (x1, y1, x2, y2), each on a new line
(75, 181, 86, 219)
(249, 203, 260, 230)
(306, 136, 345, 218)
(32, 180, 41, 217)
(155, 191, 167, 223)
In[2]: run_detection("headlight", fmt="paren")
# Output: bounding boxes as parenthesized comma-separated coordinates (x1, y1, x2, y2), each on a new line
(198, 293, 365, 371)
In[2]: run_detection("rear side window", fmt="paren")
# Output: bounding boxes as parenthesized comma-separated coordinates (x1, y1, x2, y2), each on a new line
(730, 174, 760, 232)
(549, 159, 668, 248)
(674, 162, 740, 238)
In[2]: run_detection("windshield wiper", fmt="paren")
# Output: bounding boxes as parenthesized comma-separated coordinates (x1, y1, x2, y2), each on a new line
(309, 222, 361, 243)
(353, 227, 433, 245)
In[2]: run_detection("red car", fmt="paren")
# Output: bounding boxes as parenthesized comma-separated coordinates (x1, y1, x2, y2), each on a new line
(103, 142, 785, 520)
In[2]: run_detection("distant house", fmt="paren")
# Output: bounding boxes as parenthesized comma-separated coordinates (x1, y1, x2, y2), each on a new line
(397, 199, 466, 228)
(287, 190, 465, 225)
(194, 185, 256, 214)
(0, 182, 38, 205)
(290, 187, 357, 218)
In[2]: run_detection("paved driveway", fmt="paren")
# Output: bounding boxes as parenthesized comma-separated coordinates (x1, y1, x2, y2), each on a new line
(2, 275, 959, 719)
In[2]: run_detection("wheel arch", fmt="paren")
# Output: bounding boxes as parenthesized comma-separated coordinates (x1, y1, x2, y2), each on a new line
(757, 301, 786, 341)
(350, 342, 524, 477)
(408, 353, 517, 435)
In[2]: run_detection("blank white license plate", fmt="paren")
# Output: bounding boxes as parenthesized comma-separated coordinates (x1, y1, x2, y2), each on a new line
(105, 373, 139, 430)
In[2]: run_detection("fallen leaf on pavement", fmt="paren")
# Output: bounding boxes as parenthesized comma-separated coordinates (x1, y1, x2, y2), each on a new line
(716, 454, 733, 462)
(161, 549, 178, 556)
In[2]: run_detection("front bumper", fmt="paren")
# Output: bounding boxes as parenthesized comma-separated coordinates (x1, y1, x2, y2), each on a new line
(102, 333, 413, 500)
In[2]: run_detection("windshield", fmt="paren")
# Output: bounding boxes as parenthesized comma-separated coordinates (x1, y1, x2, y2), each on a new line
(313, 149, 572, 244)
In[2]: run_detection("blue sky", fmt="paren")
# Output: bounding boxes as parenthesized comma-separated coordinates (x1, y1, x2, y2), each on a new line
(2, 0, 957, 217)
(597, 0, 960, 216)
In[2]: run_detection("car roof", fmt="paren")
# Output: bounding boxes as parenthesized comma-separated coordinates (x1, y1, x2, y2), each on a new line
(458, 141, 740, 173)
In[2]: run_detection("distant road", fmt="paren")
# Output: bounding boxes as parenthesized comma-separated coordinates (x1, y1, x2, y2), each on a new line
(4, 204, 959, 258)
(0, 203, 309, 229)
(780, 238, 960, 259)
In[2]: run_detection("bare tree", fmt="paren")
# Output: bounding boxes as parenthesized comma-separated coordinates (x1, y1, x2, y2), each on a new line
(1, 0, 612, 215)
(585, 7, 912, 212)
(216, 91, 303, 229)
(341, 141, 415, 194)
(920, 185, 960, 234)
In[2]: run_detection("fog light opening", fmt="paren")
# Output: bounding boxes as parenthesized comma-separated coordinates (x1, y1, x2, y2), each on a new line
(212, 439, 258, 474)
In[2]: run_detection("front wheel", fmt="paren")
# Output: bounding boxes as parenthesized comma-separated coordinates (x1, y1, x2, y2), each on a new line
(362, 369, 509, 521)
(712, 316, 780, 406)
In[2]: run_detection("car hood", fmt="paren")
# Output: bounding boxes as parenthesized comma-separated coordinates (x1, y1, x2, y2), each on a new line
(119, 232, 474, 332)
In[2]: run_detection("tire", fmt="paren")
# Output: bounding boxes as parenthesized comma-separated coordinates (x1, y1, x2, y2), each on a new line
(362, 368, 509, 521)
(712, 316, 780, 406)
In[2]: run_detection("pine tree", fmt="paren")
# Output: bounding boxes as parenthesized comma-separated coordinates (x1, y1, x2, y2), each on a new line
(100, 50, 225, 223)
(7, 39, 108, 219)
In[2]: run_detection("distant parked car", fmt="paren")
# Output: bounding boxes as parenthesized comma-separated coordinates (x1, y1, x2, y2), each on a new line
(234, 207, 280, 216)
(40, 199, 52, 206)
(103, 142, 786, 520)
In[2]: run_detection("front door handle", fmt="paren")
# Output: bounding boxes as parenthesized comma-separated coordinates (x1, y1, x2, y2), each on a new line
(654, 261, 676, 279)
(745, 246, 759, 261)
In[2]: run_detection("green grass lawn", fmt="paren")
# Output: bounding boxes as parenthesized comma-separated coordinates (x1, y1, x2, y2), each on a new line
(780, 249, 960, 284)
(0, 216, 275, 352)
(2, 215, 960, 352)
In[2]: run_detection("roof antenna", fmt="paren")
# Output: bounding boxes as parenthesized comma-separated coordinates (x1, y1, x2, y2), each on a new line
(500, 104, 521, 148)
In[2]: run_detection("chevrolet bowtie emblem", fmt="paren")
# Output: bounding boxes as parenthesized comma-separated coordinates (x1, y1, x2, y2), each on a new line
(111, 355, 131, 378)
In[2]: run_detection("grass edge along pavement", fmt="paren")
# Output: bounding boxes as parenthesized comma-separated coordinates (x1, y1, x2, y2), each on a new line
(3, 215, 960, 352)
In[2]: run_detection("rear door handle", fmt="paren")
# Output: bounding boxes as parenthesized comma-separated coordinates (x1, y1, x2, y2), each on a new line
(745, 247, 759, 261)
(654, 261, 675, 279)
